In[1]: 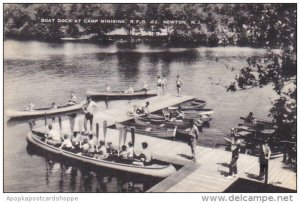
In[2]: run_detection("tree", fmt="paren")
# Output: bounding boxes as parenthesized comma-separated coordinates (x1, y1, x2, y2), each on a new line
(227, 4, 296, 164)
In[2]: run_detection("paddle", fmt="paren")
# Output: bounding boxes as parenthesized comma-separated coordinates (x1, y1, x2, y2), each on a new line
(103, 120, 107, 143)
(131, 127, 135, 147)
(118, 126, 123, 154)
(96, 123, 99, 143)
(123, 127, 127, 145)
(58, 116, 62, 131)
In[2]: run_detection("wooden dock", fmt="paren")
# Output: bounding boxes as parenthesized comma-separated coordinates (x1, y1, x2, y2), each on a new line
(32, 94, 296, 192)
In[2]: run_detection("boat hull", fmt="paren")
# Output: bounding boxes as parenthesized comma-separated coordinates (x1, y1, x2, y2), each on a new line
(6, 101, 85, 119)
(86, 89, 157, 100)
(26, 131, 176, 178)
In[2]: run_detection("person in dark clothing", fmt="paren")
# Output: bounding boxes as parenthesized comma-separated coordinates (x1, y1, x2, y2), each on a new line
(227, 139, 241, 178)
(259, 141, 271, 182)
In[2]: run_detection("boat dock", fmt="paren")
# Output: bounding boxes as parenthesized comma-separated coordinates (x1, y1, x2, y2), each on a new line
(32, 94, 296, 192)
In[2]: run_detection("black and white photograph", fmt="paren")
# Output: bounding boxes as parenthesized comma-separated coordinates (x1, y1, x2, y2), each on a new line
(2, 2, 297, 194)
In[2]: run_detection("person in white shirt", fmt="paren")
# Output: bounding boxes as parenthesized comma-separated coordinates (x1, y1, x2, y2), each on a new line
(162, 76, 167, 95)
(26, 101, 35, 111)
(45, 125, 61, 145)
(68, 91, 77, 105)
(124, 85, 134, 94)
(127, 141, 136, 160)
(60, 134, 73, 150)
(82, 97, 99, 132)
(51, 102, 58, 109)
(105, 83, 111, 92)
(157, 76, 162, 95)
(142, 81, 148, 94)
(176, 75, 183, 96)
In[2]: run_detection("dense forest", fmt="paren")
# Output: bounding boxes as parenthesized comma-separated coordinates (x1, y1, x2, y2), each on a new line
(3, 3, 296, 47)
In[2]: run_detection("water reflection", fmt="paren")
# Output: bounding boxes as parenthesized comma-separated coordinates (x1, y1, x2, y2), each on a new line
(26, 144, 161, 192)
(116, 52, 141, 81)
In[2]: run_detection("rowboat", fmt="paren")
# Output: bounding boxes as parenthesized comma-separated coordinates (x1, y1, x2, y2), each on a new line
(168, 99, 206, 110)
(240, 116, 274, 128)
(162, 108, 213, 122)
(121, 120, 177, 139)
(236, 123, 276, 135)
(86, 89, 157, 100)
(137, 116, 203, 135)
(27, 130, 176, 178)
(6, 101, 86, 119)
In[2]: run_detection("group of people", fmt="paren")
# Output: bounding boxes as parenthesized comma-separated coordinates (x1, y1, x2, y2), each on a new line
(156, 75, 183, 96)
(127, 101, 150, 116)
(44, 124, 153, 166)
(104, 81, 149, 94)
(227, 112, 272, 182)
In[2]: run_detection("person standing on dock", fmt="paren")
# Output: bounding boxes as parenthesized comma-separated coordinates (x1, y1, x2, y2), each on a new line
(162, 75, 167, 95)
(82, 96, 99, 132)
(187, 119, 199, 161)
(176, 75, 183, 96)
(157, 76, 162, 95)
(258, 141, 271, 183)
(227, 139, 241, 178)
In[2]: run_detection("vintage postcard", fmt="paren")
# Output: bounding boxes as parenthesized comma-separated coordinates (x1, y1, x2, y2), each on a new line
(2, 2, 297, 197)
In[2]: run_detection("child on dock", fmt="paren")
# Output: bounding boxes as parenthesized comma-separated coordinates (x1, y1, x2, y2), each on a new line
(187, 119, 199, 161)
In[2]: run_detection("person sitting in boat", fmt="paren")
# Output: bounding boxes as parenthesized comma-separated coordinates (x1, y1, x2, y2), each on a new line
(119, 145, 128, 159)
(95, 140, 108, 159)
(45, 125, 62, 146)
(60, 134, 74, 151)
(127, 105, 139, 116)
(105, 83, 111, 93)
(174, 106, 185, 120)
(142, 81, 148, 94)
(246, 112, 255, 123)
(80, 138, 90, 154)
(139, 142, 152, 166)
(88, 133, 96, 153)
(68, 91, 77, 105)
(124, 85, 134, 94)
(127, 141, 136, 160)
(71, 132, 81, 152)
(106, 142, 116, 155)
(26, 101, 35, 111)
(51, 102, 58, 109)
(136, 102, 150, 115)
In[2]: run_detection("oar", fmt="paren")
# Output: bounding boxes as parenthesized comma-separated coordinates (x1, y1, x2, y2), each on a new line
(103, 120, 107, 143)
(118, 126, 123, 155)
(131, 127, 135, 147)
(58, 116, 62, 131)
(96, 123, 99, 143)
(44, 112, 47, 132)
(123, 127, 128, 145)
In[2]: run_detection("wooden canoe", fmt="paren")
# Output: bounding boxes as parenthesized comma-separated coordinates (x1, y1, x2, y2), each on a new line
(27, 131, 176, 178)
(168, 99, 206, 110)
(121, 119, 177, 139)
(86, 89, 157, 100)
(6, 101, 86, 119)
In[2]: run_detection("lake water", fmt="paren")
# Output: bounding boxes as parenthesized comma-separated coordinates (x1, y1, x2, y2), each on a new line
(4, 40, 277, 192)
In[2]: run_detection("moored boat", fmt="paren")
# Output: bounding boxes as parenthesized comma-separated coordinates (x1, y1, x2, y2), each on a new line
(6, 101, 86, 119)
(26, 130, 176, 178)
(168, 99, 206, 110)
(121, 119, 177, 139)
(86, 89, 157, 100)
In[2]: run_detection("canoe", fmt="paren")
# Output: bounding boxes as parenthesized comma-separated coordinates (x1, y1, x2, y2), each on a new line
(168, 99, 206, 110)
(6, 101, 86, 119)
(121, 120, 177, 139)
(86, 89, 157, 100)
(27, 131, 176, 178)
(240, 116, 274, 127)
(236, 123, 276, 135)
(163, 109, 213, 122)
